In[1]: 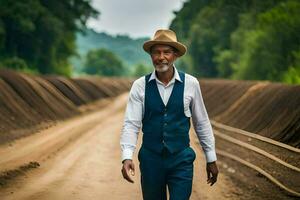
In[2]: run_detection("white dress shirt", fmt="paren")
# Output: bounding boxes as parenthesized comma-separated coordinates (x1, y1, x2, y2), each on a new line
(120, 67, 217, 163)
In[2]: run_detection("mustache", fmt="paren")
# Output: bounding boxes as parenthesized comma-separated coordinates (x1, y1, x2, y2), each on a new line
(157, 61, 169, 65)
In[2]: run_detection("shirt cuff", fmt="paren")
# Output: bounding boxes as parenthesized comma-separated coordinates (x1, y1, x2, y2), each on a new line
(121, 148, 134, 162)
(204, 150, 217, 163)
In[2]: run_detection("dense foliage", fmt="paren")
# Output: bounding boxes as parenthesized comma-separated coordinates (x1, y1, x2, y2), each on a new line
(0, 0, 98, 77)
(170, 0, 300, 84)
(71, 28, 152, 76)
(83, 48, 125, 76)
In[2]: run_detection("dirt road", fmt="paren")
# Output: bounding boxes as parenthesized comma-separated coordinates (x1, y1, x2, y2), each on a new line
(0, 93, 237, 200)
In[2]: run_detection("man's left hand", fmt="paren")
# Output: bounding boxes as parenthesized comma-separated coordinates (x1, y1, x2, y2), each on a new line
(206, 161, 218, 186)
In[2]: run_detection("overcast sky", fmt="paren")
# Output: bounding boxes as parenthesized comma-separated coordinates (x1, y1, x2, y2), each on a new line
(87, 0, 186, 38)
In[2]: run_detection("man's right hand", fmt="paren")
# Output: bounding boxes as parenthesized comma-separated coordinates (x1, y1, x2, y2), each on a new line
(121, 159, 135, 183)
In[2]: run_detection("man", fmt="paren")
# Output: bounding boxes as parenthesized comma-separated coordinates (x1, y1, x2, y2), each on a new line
(120, 29, 218, 200)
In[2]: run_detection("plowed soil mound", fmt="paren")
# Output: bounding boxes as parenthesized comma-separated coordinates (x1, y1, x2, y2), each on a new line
(0, 69, 133, 144)
(200, 79, 300, 147)
(0, 69, 298, 148)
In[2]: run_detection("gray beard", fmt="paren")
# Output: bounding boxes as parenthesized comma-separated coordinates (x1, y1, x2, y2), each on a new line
(155, 64, 170, 72)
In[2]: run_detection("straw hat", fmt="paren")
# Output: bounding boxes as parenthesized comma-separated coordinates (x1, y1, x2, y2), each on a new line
(143, 29, 187, 57)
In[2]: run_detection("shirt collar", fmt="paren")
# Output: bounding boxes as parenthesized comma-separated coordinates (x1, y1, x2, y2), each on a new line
(148, 65, 182, 83)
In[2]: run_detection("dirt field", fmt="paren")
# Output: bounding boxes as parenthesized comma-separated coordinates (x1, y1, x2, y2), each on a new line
(0, 92, 298, 199)
(200, 79, 300, 147)
(0, 93, 240, 200)
(0, 69, 132, 144)
(1, 70, 299, 148)
(0, 70, 299, 199)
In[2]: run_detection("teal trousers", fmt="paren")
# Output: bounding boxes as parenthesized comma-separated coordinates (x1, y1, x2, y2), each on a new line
(138, 146, 196, 200)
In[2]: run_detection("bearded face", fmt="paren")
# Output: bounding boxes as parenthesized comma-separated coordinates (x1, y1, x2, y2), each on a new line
(150, 44, 178, 73)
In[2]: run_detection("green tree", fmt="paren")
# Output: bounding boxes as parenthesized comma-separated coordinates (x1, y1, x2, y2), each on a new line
(282, 50, 300, 84)
(83, 48, 125, 76)
(0, 0, 98, 76)
(170, 0, 300, 84)
(132, 63, 152, 77)
(232, 0, 300, 81)
(171, 0, 249, 77)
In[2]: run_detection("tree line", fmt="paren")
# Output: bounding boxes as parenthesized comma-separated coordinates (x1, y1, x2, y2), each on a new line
(0, 0, 98, 77)
(0, 1, 150, 78)
(2, 0, 298, 82)
(72, 29, 152, 77)
(170, 0, 300, 84)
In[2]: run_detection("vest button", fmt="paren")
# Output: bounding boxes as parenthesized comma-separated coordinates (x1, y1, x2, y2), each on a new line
(164, 123, 167, 126)
(164, 113, 167, 117)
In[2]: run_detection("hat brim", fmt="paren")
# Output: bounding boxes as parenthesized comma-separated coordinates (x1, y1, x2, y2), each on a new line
(143, 40, 187, 57)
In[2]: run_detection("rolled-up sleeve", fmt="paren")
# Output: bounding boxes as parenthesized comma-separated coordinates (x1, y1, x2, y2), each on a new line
(190, 79, 217, 163)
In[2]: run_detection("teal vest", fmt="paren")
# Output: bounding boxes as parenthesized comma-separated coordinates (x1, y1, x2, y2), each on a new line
(142, 71, 190, 154)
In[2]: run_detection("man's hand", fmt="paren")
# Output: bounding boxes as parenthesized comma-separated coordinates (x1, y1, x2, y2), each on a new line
(121, 159, 135, 183)
(206, 161, 218, 186)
